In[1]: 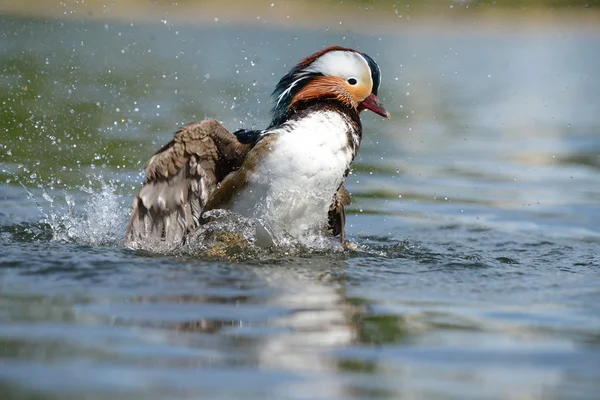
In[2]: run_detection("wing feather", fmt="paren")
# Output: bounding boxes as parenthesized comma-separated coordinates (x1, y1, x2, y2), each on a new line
(328, 184, 352, 243)
(125, 120, 252, 247)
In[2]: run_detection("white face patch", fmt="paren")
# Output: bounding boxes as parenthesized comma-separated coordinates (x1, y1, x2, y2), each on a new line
(305, 51, 373, 92)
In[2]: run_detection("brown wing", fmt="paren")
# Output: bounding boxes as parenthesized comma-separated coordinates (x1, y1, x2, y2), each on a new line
(124, 120, 253, 247)
(328, 184, 352, 243)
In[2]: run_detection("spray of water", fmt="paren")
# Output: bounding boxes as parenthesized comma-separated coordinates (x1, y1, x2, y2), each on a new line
(18, 178, 404, 259)
(11, 167, 362, 258)
(27, 179, 130, 247)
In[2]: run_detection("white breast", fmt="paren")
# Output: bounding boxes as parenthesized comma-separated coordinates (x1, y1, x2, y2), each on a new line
(232, 111, 356, 238)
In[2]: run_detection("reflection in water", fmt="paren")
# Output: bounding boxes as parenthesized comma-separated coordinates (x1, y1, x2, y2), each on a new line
(87, 258, 363, 398)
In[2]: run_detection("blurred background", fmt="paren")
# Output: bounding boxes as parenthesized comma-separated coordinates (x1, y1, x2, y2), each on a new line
(1, 1, 599, 400)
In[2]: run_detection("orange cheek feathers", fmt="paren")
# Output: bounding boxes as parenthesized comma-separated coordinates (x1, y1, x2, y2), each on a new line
(290, 76, 355, 110)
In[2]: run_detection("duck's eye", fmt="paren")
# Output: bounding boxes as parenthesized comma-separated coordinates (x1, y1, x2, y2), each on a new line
(347, 78, 358, 85)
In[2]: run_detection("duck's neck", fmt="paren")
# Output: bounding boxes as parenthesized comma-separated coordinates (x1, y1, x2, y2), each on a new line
(273, 100, 363, 160)
(270, 98, 360, 128)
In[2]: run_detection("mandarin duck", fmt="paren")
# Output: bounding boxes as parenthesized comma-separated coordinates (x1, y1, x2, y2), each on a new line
(125, 46, 389, 248)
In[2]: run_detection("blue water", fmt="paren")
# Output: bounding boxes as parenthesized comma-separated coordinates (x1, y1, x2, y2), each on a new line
(1, 10, 600, 400)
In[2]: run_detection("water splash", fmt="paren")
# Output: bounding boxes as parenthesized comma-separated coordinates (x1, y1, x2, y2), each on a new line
(6, 165, 399, 260)
(31, 180, 130, 247)
(125, 208, 345, 259)
(15, 176, 409, 260)
(21, 177, 412, 259)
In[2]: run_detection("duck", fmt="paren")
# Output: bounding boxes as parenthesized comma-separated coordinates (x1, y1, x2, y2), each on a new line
(125, 45, 389, 249)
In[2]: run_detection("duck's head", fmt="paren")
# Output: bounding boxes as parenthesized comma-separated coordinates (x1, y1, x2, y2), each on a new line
(270, 46, 390, 127)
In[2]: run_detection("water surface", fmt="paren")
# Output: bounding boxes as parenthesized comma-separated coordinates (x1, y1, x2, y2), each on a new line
(1, 10, 600, 400)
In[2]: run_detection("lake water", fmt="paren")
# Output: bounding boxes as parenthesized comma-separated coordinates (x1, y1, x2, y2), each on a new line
(1, 8, 600, 400)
